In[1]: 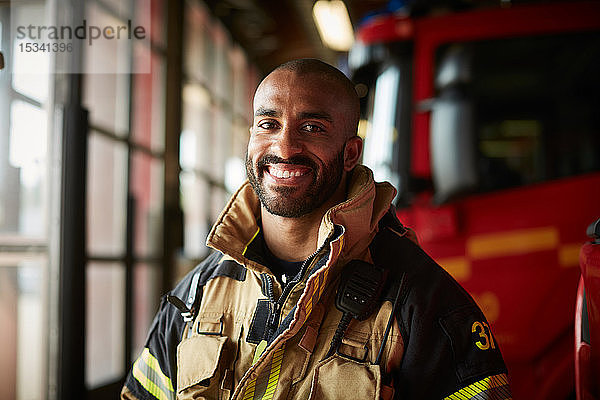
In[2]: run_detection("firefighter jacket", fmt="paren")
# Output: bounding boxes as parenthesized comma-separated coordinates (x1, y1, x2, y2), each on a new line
(122, 165, 510, 400)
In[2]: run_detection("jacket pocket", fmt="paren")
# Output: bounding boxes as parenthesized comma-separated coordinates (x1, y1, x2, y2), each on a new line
(308, 355, 381, 400)
(177, 334, 227, 399)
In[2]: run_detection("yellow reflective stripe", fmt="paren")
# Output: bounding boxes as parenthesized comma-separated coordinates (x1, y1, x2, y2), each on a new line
(322, 267, 329, 283)
(133, 362, 170, 400)
(301, 233, 340, 324)
(303, 279, 318, 320)
(444, 373, 510, 400)
(303, 261, 330, 324)
(304, 296, 313, 317)
(141, 348, 174, 391)
(261, 346, 285, 400)
(242, 228, 261, 256)
(242, 344, 286, 400)
(132, 356, 174, 400)
(336, 234, 344, 258)
(132, 348, 174, 400)
(317, 272, 327, 306)
(252, 340, 268, 365)
(242, 378, 256, 400)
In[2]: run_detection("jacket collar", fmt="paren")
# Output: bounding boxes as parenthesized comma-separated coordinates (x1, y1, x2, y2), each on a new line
(205, 164, 396, 269)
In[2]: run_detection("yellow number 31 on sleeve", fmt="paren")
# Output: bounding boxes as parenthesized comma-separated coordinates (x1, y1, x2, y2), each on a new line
(472, 321, 496, 350)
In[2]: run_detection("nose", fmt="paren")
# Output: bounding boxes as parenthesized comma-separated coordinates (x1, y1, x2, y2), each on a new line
(272, 126, 303, 159)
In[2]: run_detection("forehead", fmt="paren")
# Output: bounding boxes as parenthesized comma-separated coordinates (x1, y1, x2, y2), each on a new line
(253, 70, 350, 118)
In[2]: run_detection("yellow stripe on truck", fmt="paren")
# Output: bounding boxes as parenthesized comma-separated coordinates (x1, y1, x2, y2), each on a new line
(437, 257, 471, 281)
(558, 243, 582, 267)
(467, 227, 558, 260)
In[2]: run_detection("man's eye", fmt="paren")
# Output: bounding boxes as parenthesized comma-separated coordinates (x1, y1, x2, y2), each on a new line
(302, 124, 324, 133)
(257, 121, 277, 130)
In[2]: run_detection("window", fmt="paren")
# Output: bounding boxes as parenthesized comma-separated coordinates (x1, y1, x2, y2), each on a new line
(435, 33, 600, 193)
(0, 3, 52, 400)
(0, 1, 257, 398)
(357, 46, 413, 205)
(179, 1, 258, 271)
(82, 0, 166, 392)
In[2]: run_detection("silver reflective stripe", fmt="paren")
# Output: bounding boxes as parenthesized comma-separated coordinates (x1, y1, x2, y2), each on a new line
(132, 348, 175, 400)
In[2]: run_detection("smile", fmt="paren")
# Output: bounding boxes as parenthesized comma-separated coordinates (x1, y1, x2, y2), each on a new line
(266, 164, 311, 179)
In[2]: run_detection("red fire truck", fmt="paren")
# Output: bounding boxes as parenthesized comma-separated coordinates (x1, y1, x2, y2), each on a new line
(349, 2, 600, 398)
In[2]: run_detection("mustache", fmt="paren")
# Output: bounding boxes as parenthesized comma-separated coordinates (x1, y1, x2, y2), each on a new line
(256, 154, 318, 171)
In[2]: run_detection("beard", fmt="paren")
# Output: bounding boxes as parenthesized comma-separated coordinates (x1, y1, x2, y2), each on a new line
(246, 148, 345, 218)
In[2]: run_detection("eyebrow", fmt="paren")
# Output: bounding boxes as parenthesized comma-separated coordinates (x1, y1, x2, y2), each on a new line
(298, 111, 333, 123)
(255, 107, 280, 118)
(254, 108, 333, 123)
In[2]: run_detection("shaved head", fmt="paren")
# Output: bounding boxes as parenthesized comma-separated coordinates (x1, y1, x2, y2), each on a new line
(247, 58, 364, 218)
(258, 58, 360, 138)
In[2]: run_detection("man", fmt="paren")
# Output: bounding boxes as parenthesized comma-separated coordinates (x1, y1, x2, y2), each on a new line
(122, 59, 510, 400)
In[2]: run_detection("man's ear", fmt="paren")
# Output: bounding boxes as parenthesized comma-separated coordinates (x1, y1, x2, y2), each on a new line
(343, 136, 363, 171)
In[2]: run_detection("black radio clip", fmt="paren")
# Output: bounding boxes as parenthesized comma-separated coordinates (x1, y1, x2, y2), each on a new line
(325, 259, 388, 360)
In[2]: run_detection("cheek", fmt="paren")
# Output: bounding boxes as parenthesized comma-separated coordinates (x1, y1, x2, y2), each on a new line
(247, 133, 280, 163)
(310, 142, 343, 163)
(246, 138, 263, 163)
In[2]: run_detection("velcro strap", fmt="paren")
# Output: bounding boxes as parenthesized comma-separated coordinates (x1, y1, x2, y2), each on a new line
(299, 325, 318, 353)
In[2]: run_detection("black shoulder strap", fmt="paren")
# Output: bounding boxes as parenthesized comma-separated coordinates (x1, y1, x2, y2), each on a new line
(167, 252, 247, 324)
(369, 206, 423, 302)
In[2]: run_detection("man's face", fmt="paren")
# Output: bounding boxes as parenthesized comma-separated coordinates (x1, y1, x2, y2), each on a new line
(246, 70, 357, 218)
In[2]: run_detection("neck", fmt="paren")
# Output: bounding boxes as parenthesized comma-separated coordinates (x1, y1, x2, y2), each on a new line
(261, 209, 321, 262)
(261, 178, 347, 262)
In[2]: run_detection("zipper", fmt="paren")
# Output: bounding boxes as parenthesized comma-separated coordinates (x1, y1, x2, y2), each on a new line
(262, 240, 330, 341)
(232, 229, 342, 399)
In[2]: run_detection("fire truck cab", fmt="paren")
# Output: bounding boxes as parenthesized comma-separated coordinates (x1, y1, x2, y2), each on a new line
(349, 2, 600, 398)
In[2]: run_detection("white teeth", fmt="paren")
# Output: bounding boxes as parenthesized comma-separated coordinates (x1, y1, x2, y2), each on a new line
(269, 166, 306, 179)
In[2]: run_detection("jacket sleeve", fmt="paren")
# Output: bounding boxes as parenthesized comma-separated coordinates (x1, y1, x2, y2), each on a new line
(121, 293, 183, 400)
(121, 253, 223, 400)
(392, 243, 511, 399)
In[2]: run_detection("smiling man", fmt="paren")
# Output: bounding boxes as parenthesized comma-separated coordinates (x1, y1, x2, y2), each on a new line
(122, 59, 510, 400)
(245, 60, 362, 266)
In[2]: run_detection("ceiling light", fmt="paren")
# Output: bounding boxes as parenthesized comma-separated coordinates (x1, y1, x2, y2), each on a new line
(312, 0, 354, 52)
